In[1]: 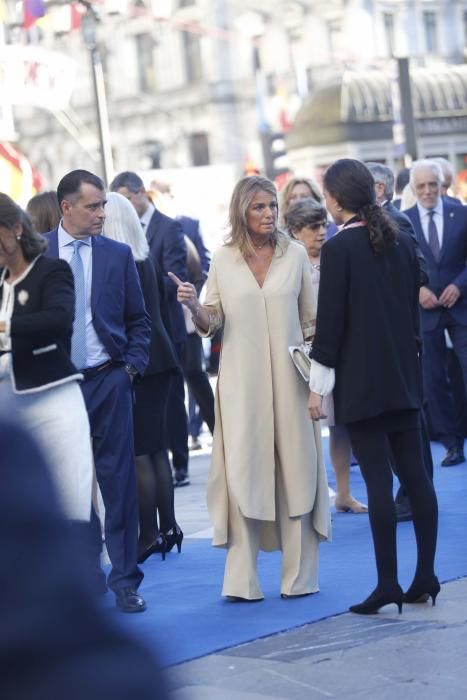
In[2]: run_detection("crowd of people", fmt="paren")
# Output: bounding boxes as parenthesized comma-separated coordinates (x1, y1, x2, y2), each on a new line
(1, 154, 466, 619)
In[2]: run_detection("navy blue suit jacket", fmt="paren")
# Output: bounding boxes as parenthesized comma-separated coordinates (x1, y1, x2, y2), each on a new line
(44, 229, 150, 375)
(146, 208, 187, 346)
(405, 202, 467, 332)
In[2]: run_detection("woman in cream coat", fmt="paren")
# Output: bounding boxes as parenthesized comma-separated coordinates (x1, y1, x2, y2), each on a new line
(170, 176, 330, 601)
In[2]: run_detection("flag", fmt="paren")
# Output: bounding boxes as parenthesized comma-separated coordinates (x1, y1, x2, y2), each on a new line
(23, 0, 46, 29)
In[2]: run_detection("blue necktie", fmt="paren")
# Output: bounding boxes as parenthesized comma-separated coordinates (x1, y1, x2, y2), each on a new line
(427, 210, 440, 261)
(69, 240, 87, 370)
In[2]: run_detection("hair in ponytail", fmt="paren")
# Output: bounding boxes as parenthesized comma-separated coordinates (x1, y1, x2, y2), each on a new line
(323, 159, 398, 254)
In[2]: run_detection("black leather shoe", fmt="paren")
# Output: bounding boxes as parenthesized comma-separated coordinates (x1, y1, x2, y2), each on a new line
(174, 474, 190, 487)
(115, 588, 147, 613)
(441, 447, 465, 467)
(395, 498, 413, 522)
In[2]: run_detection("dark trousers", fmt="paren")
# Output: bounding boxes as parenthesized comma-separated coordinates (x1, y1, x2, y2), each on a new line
(423, 318, 467, 450)
(348, 415, 438, 588)
(81, 365, 143, 592)
(183, 333, 215, 434)
(167, 343, 189, 477)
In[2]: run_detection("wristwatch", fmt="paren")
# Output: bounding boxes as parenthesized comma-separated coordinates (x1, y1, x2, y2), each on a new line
(124, 363, 138, 378)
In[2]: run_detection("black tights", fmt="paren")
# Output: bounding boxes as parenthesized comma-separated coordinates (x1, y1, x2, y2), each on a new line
(135, 450, 176, 547)
(348, 422, 438, 589)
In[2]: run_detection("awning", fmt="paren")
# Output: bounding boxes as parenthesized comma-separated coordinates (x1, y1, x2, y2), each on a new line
(0, 142, 43, 206)
(287, 65, 467, 149)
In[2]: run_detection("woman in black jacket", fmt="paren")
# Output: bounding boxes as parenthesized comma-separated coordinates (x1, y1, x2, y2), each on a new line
(0, 193, 93, 523)
(308, 160, 439, 614)
(102, 192, 183, 561)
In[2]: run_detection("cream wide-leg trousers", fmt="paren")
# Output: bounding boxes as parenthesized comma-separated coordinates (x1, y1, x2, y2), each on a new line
(222, 459, 319, 600)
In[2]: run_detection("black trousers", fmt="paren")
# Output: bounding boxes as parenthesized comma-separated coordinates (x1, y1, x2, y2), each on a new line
(348, 414, 438, 588)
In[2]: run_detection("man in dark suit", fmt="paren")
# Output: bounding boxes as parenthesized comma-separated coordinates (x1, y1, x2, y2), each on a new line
(44, 170, 150, 613)
(177, 215, 215, 444)
(406, 159, 467, 467)
(110, 172, 191, 486)
(0, 418, 167, 700)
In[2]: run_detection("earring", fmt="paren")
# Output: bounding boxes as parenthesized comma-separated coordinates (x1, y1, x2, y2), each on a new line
(16, 236, 22, 240)
(336, 206, 343, 212)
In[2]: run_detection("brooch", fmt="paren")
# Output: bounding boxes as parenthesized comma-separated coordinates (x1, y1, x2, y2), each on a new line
(17, 289, 29, 306)
(450, 212, 454, 218)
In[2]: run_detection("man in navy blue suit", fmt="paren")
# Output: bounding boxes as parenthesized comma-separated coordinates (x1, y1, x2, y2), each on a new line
(406, 159, 467, 467)
(44, 170, 150, 612)
(110, 172, 191, 486)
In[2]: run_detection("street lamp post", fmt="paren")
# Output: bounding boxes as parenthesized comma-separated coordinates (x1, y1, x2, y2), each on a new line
(80, 3, 114, 184)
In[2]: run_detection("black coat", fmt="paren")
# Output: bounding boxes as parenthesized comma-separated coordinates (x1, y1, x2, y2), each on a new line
(384, 200, 428, 286)
(145, 208, 187, 346)
(0, 256, 81, 393)
(311, 224, 422, 425)
(135, 258, 179, 376)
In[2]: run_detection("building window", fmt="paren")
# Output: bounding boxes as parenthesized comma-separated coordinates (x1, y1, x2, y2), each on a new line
(189, 133, 210, 166)
(383, 12, 395, 56)
(423, 11, 438, 53)
(182, 31, 203, 83)
(135, 33, 156, 92)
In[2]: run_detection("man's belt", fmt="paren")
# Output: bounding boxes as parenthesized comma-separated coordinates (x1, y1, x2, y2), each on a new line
(81, 360, 113, 381)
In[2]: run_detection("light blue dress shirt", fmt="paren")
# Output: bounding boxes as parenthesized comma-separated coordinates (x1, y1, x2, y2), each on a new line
(58, 224, 110, 369)
(417, 199, 444, 249)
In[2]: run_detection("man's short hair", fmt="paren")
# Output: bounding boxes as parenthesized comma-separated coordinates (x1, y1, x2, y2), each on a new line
(110, 171, 144, 194)
(365, 162, 395, 201)
(395, 168, 410, 194)
(57, 170, 104, 211)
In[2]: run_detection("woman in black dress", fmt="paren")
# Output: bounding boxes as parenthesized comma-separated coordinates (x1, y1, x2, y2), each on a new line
(308, 159, 439, 614)
(102, 192, 183, 561)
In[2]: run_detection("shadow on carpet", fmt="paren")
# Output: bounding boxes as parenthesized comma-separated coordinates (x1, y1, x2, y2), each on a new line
(111, 440, 467, 667)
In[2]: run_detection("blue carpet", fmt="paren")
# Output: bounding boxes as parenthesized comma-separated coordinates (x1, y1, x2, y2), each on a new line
(112, 440, 467, 667)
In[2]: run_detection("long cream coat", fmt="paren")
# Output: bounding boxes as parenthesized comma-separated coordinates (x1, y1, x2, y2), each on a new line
(199, 239, 331, 548)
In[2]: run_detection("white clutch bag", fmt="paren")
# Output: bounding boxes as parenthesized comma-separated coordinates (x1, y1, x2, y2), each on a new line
(288, 342, 312, 383)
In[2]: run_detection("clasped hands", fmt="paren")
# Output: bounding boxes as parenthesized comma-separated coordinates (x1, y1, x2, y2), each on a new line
(419, 284, 460, 310)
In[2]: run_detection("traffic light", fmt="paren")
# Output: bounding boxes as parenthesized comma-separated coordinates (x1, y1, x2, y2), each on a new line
(260, 129, 290, 181)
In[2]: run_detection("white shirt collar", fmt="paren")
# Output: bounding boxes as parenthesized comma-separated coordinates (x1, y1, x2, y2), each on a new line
(416, 198, 443, 218)
(58, 221, 92, 247)
(140, 201, 155, 230)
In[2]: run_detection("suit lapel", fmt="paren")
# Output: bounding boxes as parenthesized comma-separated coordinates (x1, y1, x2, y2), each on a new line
(44, 228, 59, 258)
(90, 236, 108, 311)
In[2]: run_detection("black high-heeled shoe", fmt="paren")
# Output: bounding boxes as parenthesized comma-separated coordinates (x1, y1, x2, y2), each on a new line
(137, 533, 167, 563)
(403, 576, 440, 605)
(349, 584, 403, 615)
(164, 525, 183, 553)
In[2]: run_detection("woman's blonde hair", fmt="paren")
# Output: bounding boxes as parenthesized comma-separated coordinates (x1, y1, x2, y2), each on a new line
(102, 191, 149, 261)
(279, 176, 323, 225)
(225, 175, 289, 256)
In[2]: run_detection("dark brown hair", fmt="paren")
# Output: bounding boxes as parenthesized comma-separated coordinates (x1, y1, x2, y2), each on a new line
(0, 193, 47, 261)
(323, 159, 397, 254)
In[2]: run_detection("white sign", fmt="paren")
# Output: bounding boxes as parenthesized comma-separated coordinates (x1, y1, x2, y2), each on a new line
(0, 46, 77, 111)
